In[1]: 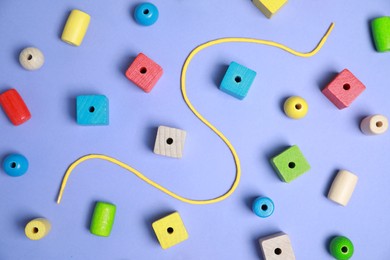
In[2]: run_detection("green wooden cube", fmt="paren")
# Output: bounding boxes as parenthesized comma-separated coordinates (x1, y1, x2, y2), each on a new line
(371, 16, 390, 52)
(270, 145, 310, 183)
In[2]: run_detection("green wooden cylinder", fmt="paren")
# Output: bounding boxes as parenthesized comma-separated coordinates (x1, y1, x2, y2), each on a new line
(90, 201, 116, 237)
(371, 16, 390, 52)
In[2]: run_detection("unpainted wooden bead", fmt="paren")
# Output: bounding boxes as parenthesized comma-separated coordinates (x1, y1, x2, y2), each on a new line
(360, 114, 388, 135)
(19, 47, 44, 70)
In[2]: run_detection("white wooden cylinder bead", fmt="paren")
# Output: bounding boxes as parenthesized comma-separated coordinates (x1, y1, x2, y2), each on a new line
(19, 47, 45, 70)
(360, 114, 388, 135)
(328, 170, 358, 206)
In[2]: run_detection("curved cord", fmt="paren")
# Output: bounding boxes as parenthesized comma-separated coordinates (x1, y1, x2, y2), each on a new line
(56, 23, 335, 205)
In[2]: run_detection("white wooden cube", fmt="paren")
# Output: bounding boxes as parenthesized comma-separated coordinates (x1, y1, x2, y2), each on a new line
(153, 126, 187, 158)
(259, 232, 296, 260)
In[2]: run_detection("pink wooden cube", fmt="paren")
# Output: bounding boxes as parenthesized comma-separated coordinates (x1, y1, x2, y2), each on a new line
(125, 53, 163, 93)
(322, 69, 366, 109)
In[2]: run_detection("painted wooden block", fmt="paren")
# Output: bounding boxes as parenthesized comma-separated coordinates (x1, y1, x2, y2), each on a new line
(371, 16, 390, 52)
(252, 0, 288, 19)
(270, 145, 310, 183)
(322, 69, 366, 109)
(90, 202, 116, 237)
(154, 126, 186, 158)
(152, 212, 189, 249)
(360, 114, 388, 135)
(61, 9, 91, 46)
(25, 218, 51, 240)
(328, 170, 358, 206)
(125, 53, 163, 93)
(219, 61, 256, 100)
(0, 89, 31, 126)
(76, 95, 109, 125)
(259, 232, 296, 260)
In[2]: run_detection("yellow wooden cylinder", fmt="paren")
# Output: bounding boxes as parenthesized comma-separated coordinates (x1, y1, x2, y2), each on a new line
(25, 218, 51, 240)
(61, 9, 91, 46)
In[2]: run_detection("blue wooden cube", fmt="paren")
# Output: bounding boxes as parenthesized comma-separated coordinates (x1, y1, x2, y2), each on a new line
(76, 95, 109, 125)
(219, 62, 257, 100)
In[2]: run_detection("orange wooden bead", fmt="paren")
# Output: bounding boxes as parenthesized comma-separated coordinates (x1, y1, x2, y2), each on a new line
(0, 89, 31, 126)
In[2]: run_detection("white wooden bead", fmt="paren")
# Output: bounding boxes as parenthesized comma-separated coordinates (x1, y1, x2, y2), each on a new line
(328, 170, 358, 206)
(153, 126, 186, 158)
(360, 114, 388, 135)
(19, 47, 44, 70)
(259, 232, 296, 260)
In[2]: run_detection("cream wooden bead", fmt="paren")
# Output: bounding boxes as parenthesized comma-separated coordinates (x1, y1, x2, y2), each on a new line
(328, 170, 358, 206)
(360, 114, 388, 135)
(19, 47, 44, 70)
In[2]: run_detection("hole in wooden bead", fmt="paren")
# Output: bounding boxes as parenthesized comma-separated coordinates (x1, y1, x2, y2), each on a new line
(140, 67, 147, 74)
(288, 162, 296, 169)
(27, 54, 33, 61)
(143, 9, 149, 15)
(235, 76, 242, 83)
(343, 83, 351, 90)
(341, 246, 348, 253)
(295, 103, 302, 110)
(376, 121, 383, 128)
(32, 227, 39, 234)
(261, 204, 268, 211)
(89, 106, 95, 113)
(10, 162, 17, 168)
(274, 248, 282, 255)
(166, 138, 173, 145)
(167, 227, 174, 234)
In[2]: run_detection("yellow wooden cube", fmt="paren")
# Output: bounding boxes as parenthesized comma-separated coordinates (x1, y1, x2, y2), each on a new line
(152, 212, 188, 249)
(252, 0, 288, 18)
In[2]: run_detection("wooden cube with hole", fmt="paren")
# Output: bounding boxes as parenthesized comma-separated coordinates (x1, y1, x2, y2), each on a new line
(259, 232, 296, 260)
(252, 0, 288, 19)
(219, 61, 256, 100)
(322, 69, 366, 109)
(270, 145, 310, 183)
(76, 95, 109, 125)
(152, 212, 189, 249)
(125, 53, 163, 93)
(153, 126, 187, 158)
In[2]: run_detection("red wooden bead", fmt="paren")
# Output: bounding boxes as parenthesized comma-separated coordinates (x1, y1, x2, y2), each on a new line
(322, 69, 366, 109)
(125, 53, 163, 93)
(0, 89, 31, 126)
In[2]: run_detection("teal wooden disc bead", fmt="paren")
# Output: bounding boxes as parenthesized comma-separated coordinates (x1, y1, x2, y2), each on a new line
(2, 154, 29, 177)
(252, 197, 274, 218)
(134, 3, 159, 26)
(329, 236, 354, 260)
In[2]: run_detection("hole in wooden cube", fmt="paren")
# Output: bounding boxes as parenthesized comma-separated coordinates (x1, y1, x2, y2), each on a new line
(270, 145, 310, 183)
(154, 126, 187, 158)
(322, 69, 366, 109)
(152, 212, 188, 249)
(125, 53, 163, 93)
(76, 95, 109, 125)
(259, 232, 296, 260)
(219, 62, 256, 100)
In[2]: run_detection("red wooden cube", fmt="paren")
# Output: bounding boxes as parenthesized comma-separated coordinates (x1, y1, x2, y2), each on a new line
(125, 53, 163, 93)
(0, 89, 31, 126)
(322, 69, 366, 109)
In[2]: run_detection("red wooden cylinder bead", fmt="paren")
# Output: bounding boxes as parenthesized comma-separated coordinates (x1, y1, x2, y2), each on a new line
(0, 89, 31, 126)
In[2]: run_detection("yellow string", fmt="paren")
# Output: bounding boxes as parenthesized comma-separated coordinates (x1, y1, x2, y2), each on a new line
(56, 23, 335, 205)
